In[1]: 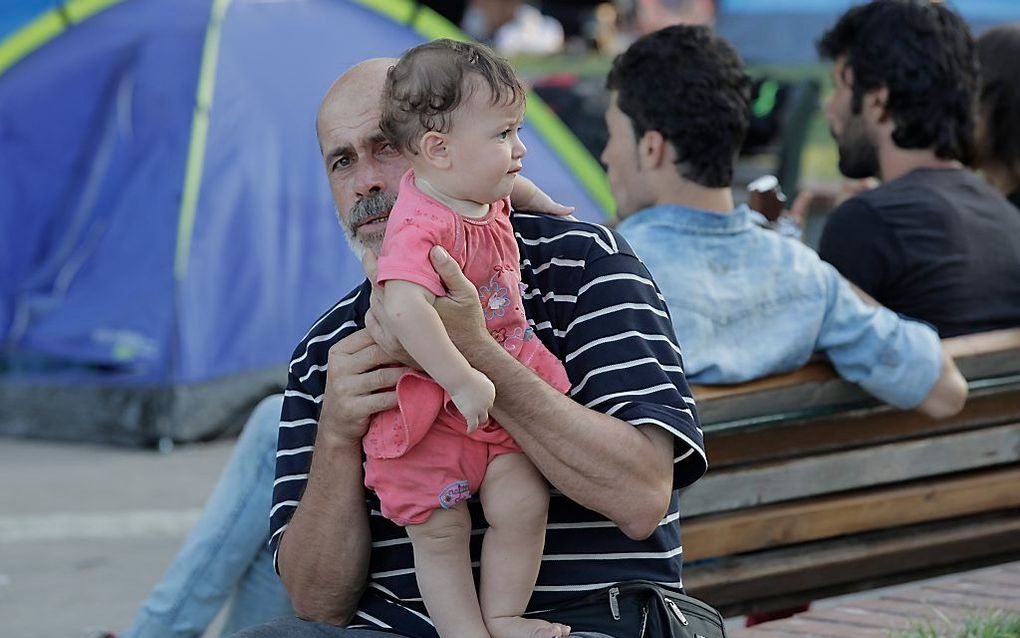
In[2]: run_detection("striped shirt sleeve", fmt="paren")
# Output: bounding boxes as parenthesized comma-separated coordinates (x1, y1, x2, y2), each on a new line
(560, 244, 707, 489)
(268, 289, 366, 567)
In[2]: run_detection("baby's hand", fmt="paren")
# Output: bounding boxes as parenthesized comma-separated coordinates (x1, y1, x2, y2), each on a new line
(450, 369, 496, 433)
(511, 175, 574, 217)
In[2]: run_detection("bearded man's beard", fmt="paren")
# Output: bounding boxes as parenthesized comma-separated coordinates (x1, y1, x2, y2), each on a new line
(835, 115, 880, 180)
(339, 191, 398, 259)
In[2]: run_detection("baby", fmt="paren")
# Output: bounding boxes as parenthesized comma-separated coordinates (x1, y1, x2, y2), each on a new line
(363, 39, 574, 638)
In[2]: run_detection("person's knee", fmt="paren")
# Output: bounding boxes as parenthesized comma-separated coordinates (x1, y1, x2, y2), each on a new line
(483, 457, 549, 529)
(238, 394, 284, 470)
(489, 482, 548, 531)
(408, 506, 471, 551)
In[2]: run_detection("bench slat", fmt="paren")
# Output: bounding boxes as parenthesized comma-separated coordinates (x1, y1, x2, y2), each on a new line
(683, 466, 1020, 560)
(705, 386, 1020, 468)
(685, 512, 1020, 616)
(682, 422, 1020, 516)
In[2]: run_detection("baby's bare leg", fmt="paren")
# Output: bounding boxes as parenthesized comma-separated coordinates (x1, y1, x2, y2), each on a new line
(479, 453, 570, 638)
(406, 504, 490, 638)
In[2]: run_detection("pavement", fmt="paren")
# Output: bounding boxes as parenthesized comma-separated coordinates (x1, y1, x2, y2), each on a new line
(0, 435, 236, 638)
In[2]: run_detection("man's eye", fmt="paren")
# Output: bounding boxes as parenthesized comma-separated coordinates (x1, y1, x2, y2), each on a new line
(333, 157, 351, 171)
(380, 143, 399, 155)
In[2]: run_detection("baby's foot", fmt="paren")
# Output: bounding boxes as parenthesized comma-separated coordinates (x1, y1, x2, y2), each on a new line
(486, 616, 572, 638)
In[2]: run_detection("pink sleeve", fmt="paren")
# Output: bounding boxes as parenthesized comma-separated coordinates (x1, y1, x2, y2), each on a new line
(376, 199, 453, 298)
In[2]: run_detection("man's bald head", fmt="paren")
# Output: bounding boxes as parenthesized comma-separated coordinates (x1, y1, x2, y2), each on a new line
(316, 57, 396, 144)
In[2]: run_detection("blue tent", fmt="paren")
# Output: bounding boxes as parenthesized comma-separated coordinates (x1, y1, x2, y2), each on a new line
(0, 0, 612, 446)
(717, 0, 1020, 65)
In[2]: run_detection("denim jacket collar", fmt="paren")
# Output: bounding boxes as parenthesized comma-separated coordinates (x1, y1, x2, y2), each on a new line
(620, 203, 754, 235)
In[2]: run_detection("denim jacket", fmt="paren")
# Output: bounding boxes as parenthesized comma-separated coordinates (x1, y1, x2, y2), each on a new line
(616, 204, 942, 409)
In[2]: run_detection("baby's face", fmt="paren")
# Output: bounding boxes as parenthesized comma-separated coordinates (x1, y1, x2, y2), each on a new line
(437, 85, 527, 205)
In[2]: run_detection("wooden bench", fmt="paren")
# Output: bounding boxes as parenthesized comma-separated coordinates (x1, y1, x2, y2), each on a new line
(682, 327, 1020, 617)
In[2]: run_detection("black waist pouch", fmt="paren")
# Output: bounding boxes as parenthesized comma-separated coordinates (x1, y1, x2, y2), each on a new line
(525, 580, 727, 638)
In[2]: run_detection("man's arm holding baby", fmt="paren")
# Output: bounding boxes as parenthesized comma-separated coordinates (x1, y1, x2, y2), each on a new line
(276, 331, 407, 624)
(366, 247, 700, 540)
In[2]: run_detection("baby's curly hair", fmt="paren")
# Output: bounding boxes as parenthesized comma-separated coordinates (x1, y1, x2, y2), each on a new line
(380, 39, 526, 155)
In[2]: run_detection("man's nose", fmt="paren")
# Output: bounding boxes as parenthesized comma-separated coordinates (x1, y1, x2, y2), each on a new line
(355, 161, 386, 198)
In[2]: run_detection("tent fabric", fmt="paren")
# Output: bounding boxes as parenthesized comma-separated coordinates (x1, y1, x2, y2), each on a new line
(0, 0, 611, 445)
(717, 0, 1020, 65)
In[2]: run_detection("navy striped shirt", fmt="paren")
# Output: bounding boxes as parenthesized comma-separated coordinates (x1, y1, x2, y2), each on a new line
(271, 212, 706, 637)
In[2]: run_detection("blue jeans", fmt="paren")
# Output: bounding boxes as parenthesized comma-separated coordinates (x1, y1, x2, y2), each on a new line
(124, 395, 292, 638)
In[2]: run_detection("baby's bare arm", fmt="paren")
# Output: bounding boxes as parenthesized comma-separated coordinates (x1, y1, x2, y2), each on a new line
(510, 176, 573, 216)
(383, 280, 495, 429)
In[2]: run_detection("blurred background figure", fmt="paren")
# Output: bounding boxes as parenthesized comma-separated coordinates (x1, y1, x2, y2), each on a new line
(975, 22, 1020, 210)
(462, 0, 566, 54)
(634, 0, 717, 31)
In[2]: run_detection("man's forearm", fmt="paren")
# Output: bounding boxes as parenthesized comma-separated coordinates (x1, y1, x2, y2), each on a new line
(277, 434, 371, 624)
(467, 338, 674, 538)
(916, 351, 968, 419)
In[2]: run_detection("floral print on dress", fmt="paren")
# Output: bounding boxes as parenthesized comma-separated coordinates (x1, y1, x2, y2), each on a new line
(501, 326, 536, 355)
(479, 275, 512, 322)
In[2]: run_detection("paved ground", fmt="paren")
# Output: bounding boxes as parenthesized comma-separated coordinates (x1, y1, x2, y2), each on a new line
(732, 561, 1020, 637)
(0, 435, 235, 638)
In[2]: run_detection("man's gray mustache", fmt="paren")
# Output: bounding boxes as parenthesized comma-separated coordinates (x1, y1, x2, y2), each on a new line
(347, 192, 398, 234)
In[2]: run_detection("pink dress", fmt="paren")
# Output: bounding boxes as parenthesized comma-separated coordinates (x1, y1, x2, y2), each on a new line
(363, 170, 570, 525)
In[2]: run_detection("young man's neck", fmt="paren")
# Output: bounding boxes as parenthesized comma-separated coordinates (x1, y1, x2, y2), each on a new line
(654, 178, 735, 214)
(414, 172, 490, 218)
(878, 144, 962, 183)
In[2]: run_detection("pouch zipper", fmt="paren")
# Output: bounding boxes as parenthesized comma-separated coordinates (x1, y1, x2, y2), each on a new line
(665, 597, 689, 626)
(608, 586, 621, 620)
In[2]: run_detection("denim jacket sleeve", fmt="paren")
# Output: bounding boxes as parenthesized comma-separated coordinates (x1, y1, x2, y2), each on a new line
(815, 261, 942, 409)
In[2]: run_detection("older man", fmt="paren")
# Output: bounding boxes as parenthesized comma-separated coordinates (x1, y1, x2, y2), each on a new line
(236, 57, 704, 638)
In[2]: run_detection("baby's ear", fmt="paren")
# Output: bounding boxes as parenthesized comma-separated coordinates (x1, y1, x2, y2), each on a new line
(419, 132, 451, 169)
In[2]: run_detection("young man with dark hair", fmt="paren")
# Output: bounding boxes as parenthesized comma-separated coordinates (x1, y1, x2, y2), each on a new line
(608, 24, 966, 417)
(815, 0, 1020, 338)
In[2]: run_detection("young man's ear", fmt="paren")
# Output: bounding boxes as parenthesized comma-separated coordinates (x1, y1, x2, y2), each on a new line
(638, 130, 668, 171)
(865, 86, 891, 125)
(419, 131, 452, 169)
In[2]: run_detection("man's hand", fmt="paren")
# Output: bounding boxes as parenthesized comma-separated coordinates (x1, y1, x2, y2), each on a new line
(429, 246, 491, 352)
(317, 329, 408, 447)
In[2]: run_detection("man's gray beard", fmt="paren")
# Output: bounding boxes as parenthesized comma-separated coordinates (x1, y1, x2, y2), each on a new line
(339, 191, 397, 259)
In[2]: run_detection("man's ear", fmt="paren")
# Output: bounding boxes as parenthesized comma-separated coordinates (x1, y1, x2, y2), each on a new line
(419, 131, 451, 170)
(638, 130, 668, 171)
(865, 86, 891, 125)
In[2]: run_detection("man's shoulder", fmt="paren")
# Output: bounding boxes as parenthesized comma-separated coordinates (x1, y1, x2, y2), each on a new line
(848, 168, 997, 218)
(287, 281, 370, 370)
(510, 210, 634, 262)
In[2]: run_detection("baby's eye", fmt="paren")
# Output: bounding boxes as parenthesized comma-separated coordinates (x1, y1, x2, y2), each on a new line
(499, 129, 511, 140)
